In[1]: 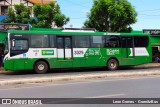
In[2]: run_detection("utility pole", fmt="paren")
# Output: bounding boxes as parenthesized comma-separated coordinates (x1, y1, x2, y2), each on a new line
(41, 0, 43, 4)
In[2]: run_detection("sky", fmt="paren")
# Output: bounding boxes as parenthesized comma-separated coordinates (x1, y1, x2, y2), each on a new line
(57, 0, 160, 30)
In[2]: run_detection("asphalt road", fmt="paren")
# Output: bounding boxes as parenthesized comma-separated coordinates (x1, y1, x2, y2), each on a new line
(1, 75, 160, 98)
(0, 64, 160, 80)
(1, 76, 160, 107)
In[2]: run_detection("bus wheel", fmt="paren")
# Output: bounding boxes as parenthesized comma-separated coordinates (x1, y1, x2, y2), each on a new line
(34, 61, 48, 74)
(107, 59, 119, 70)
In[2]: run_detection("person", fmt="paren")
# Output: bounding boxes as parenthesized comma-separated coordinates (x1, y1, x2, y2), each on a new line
(154, 53, 160, 63)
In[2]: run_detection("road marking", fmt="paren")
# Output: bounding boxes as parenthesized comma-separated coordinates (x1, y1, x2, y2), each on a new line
(0, 75, 160, 91)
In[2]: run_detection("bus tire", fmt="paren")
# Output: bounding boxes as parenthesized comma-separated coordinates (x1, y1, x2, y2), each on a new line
(107, 59, 119, 70)
(34, 61, 48, 74)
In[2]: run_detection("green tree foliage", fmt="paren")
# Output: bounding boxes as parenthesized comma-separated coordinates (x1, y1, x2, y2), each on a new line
(2, 2, 69, 28)
(32, 2, 69, 28)
(2, 3, 30, 24)
(84, 0, 137, 32)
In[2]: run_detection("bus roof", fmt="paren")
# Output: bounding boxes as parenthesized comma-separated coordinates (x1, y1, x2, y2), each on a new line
(8, 28, 149, 36)
(8, 29, 105, 36)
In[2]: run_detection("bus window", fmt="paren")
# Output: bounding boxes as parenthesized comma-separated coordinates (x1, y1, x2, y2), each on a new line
(65, 37, 71, 48)
(50, 35, 55, 48)
(12, 40, 28, 50)
(57, 37, 63, 48)
(75, 36, 90, 48)
(127, 37, 133, 48)
(31, 35, 49, 48)
(134, 36, 149, 47)
(91, 36, 105, 48)
(106, 36, 120, 48)
(121, 37, 134, 48)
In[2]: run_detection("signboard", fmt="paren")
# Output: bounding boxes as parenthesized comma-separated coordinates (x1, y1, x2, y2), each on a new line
(143, 29, 160, 36)
(0, 23, 30, 32)
(42, 50, 54, 55)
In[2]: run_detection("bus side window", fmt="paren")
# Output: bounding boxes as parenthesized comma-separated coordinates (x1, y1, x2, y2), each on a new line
(31, 40, 41, 48)
(31, 35, 49, 48)
(75, 36, 90, 48)
(134, 36, 149, 47)
(106, 36, 120, 48)
(50, 35, 55, 48)
(57, 37, 63, 48)
(91, 36, 105, 48)
(36, 40, 41, 48)
(65, 38, 71, 48)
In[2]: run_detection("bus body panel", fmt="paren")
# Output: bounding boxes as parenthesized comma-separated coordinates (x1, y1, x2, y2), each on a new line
(4, 47, 152, 71)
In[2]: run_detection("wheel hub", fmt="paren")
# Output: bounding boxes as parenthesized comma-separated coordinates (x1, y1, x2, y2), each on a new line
(38, 64, 45, 70)
(110, 62, 116, 68)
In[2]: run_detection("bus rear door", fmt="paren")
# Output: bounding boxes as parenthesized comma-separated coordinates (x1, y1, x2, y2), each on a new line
(57, 36, 73, 68)
(121, 37, 135, 65)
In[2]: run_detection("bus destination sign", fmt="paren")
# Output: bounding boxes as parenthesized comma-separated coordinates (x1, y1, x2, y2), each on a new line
(143, 29, 160, 36)
(0, 23, 30, 32)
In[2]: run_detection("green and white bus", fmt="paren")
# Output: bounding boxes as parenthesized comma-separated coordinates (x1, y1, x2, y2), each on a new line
(3, 28, 152, 73)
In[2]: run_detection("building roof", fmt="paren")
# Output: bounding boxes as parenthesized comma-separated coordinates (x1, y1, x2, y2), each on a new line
(27, 0, 56, 4)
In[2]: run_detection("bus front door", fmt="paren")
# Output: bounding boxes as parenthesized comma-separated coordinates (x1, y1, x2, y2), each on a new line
(57, 36, 73, 68)
(121, 37, 135, 65)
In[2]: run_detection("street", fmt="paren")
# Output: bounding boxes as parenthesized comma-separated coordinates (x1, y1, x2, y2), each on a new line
(0, 63, 160, 80)
(0, 65, 160, 107)
(1, 75, 160, 98)
(0, 75, 160, 107)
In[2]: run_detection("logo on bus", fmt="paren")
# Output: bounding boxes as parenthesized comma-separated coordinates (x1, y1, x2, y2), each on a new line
(42, 50, 54, 55)
(107, 49, 120, 55)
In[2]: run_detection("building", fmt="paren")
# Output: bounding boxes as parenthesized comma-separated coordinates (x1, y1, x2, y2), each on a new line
(28, 0, 56, 4)
(0, 0, 56, 17)
(143, 29, 160, 62)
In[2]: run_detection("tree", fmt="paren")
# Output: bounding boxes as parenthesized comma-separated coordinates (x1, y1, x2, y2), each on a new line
(2, 2, 69, 28)
(2, 3, 31, 24)
(32, 2, 69, 28)
(84, 0, 137, 32)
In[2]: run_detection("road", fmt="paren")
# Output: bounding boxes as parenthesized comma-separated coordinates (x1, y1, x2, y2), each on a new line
(1, 76, 160, 107)
(1, 75, 160, 98)
(0, 64, 160, 80)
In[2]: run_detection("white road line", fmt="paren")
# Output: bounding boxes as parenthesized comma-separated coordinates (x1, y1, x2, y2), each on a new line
(0, 75, 160, 91)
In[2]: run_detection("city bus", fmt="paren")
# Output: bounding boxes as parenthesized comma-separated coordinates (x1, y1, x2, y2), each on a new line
(3, 28, 152, 73)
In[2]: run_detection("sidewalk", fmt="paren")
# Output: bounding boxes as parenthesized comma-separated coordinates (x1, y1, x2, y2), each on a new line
(133, 63, 160, 68)
(0, 63, 160, 86)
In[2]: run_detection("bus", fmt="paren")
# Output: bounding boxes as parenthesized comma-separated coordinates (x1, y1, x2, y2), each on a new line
(3, 28, 152, 74)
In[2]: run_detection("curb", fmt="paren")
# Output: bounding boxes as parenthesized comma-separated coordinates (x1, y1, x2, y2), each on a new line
(1, 70, 160, 86)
